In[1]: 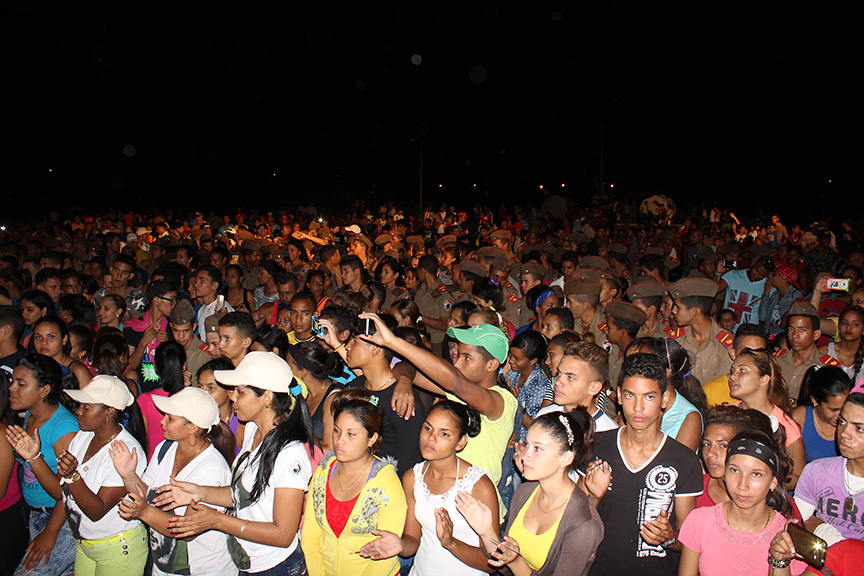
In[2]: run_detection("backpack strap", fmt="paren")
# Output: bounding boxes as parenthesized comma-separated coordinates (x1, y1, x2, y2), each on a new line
(157, 440, 175, 465)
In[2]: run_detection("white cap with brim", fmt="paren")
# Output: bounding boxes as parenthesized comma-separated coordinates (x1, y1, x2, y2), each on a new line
(152, 387, 220, 431)
(65, 375, 135, 411)
(214, 351, 294, 393)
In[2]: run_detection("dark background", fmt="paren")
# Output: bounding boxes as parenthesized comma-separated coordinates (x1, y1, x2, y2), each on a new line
(2, 3, 862, 223)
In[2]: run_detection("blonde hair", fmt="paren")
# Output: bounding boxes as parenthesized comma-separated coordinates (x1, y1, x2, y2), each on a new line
(468, 306, 510, 339)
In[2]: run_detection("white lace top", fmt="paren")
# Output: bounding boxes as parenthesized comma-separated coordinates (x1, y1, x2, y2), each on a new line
(411, 461, 488, 576)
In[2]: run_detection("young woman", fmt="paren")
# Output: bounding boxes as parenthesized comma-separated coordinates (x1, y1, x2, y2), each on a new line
(517, 286, 559, 336)
(196, 358, 243, 451)
(57, 375, 149, 575)
(58, 294, 97, 329)
(0, 371, 28, 576)
(627, 337, 707, 452)
(30, 315, 93, 390)
(19, 290, 52, 347)
(301, 396, 407, 576)
(358, 401, 499, 576)
(697, 405, 755, 509)
(68, 325, 96, 370)
(820, 305, 864, 383)
(152, 352, 315, 575)
(253, 261, 281, 312)
(729, 348, 806, 490)
(792, 366, 853, 462)
(454, 410, 604, 576)
(507, 331, 553, 441)
(137, 341, 187, 459)
(285, 341, 345, 446)
(222, 265, 257, 313)
(679, 430, 803, 576)
(96, 293, 128, 330)
(4, 354, 79, 575)
(109, 386, 236, 576)
(378, 259, 410, 311)
(403, 267, 420, 293)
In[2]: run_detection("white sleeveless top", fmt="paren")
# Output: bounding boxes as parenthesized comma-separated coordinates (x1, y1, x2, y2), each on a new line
(412, 461, 488, 576)
(828, 340, 860, 381)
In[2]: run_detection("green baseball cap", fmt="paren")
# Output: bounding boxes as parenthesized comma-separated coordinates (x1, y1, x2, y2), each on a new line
(447, 324, 509, 363)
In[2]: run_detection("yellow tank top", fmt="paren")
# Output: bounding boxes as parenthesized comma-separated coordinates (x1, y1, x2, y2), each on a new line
(508, 487, 564, 570)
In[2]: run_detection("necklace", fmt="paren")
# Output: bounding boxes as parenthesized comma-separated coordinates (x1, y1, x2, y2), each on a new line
(537, 487, 572, 514)
(723, 501, 773, 532)
(174, 443, 206, 475)
(337, 457, 373, 494)
(369, 376, 396, 391)
(812, 409, 835, 440)
(82, 427, 122, 472)
(843, 461, 864, 514)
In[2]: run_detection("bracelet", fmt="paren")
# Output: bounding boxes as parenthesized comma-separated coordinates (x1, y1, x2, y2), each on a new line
(767, 555, 791, 569)
(660, 536, 677, 549)
(25, 452, 43, 464)
(238, 520, 249, 538)
(334, 343, 346, 352)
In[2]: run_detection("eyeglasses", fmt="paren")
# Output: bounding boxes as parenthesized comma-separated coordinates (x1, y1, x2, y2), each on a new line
(156, 296, 177, 305)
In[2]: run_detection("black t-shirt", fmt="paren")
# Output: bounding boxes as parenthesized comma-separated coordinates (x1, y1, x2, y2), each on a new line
(589, 428, 702, 576)
(350, 375, 426, 477)
(0, 346, 24, 377)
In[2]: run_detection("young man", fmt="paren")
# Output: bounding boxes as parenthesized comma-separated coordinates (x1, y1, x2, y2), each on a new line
(168, 299, 210, 377)
(34, 267, 63, 305)
(667, 278, 733, 385)
(362, 315, 516, 518)
(239, 240, 262, 291)
(0, 305, 25, 375)
(535, 341, 618, 432)
(564, 277, 605, 344)
(338, 254, 366, 293)
(203, 313, 225, 359)
(590, 353, 702, 576)
(518, 262, 544, 298)
(717, 255, 776, 332)
(605, 301, 648, 387)
(539, 307, 574, 340)
(93, 254, 147, 318)
(194, 265, 233, 340)
(412, 254, 456, 356)
(217, 311, 256, 367)
(286, 292, 317, 345)
(343, 320, 426, 476)
(625, 280, 668, 339)
(702, 323, 767, 407)
(60, 269, 83, 296)
(774, 301, 839, 404)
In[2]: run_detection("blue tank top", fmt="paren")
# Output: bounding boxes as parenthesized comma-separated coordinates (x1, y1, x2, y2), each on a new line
(802, 406, 839, 463)
(660, 391, 702, 444)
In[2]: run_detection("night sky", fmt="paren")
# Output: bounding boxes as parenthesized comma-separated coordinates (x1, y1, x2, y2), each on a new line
(3, 4, 862, 223)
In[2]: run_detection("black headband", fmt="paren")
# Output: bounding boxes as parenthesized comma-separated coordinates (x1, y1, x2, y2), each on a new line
(288, 345, 320, 375)
(727, 437, 780, 478)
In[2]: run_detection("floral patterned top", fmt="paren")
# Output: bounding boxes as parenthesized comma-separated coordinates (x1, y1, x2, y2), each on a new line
(508, 363, 553, 441)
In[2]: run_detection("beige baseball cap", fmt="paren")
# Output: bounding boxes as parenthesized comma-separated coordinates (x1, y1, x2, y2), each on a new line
(152, 387, 221, 431)
(214, 351, 294, 393)
(65, 375, 135, 411)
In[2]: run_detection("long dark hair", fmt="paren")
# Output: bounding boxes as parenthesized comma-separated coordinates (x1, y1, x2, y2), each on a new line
(0, 370, 18, 425)
(533, 407, 595, 471)
(839, 305, 864, 380)
(244, 383, 314, 502)
(115, 401, 148, 456)
(154, 341, 186, 395)
(797, 365, 853, 409)
(205, 421, 237, 466)
(726, 429, 792, 517)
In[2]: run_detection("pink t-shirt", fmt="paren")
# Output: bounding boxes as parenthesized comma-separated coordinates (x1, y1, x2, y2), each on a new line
(136, 389, 170, 459)
(679, 503, 806, 576)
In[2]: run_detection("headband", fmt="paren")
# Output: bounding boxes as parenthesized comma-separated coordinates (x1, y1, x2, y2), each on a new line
(727, 437, 780, 478)
(288, 345, 321, 375)
(534, 289, 555, 310)
(559, 414, 575, 447)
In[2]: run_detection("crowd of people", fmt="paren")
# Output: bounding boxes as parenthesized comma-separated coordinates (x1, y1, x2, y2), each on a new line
(0, 200, 862, 576)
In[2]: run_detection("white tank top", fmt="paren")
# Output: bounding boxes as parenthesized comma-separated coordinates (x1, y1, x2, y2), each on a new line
(411, 461, 488, 576)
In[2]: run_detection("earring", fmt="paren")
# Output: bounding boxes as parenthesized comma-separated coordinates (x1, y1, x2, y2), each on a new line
(189, 435, 198, 448)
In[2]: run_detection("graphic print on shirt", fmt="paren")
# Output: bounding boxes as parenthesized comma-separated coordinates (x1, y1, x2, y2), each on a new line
(725, 289, 761, 325)
(635, 465, 678, 558)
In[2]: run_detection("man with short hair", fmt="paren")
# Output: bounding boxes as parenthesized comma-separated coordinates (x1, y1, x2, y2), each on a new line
(34, 267, 62, 304)
(0, 305, 25, 375)
(239, 240, 261, 291)
(564, 278, 605, 344)
(535, 341, 618, 432)
(625, 280, 668, 339)
(60, 269, 83, 295)
(344, 319, 426, 476)
(667, 278, 733, 384)
(217, 311, 256, 367)
(169, 299, 210, 377)
(702, 323, 767, 407)
(605, 300, 648, 387)
(339, 255, 366, 293)
(589, 353, 702, 576)
(194, 265, 233, 340)
(93, 254, 147, 318)
(717, 255, 776, 332)
(413, 255, 456, 356)
(774, 301, 839, 403)
(318, 245, 342, 290)
(539, 307, 574, 340)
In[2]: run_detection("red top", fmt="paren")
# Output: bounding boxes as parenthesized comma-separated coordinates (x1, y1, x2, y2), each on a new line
(325, 460, 361, 538)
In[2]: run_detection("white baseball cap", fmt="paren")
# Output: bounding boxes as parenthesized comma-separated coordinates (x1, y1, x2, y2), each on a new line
(65, 375, 135, 411)
(214, 351, 294, 393)
(152, 387, 220, 431)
